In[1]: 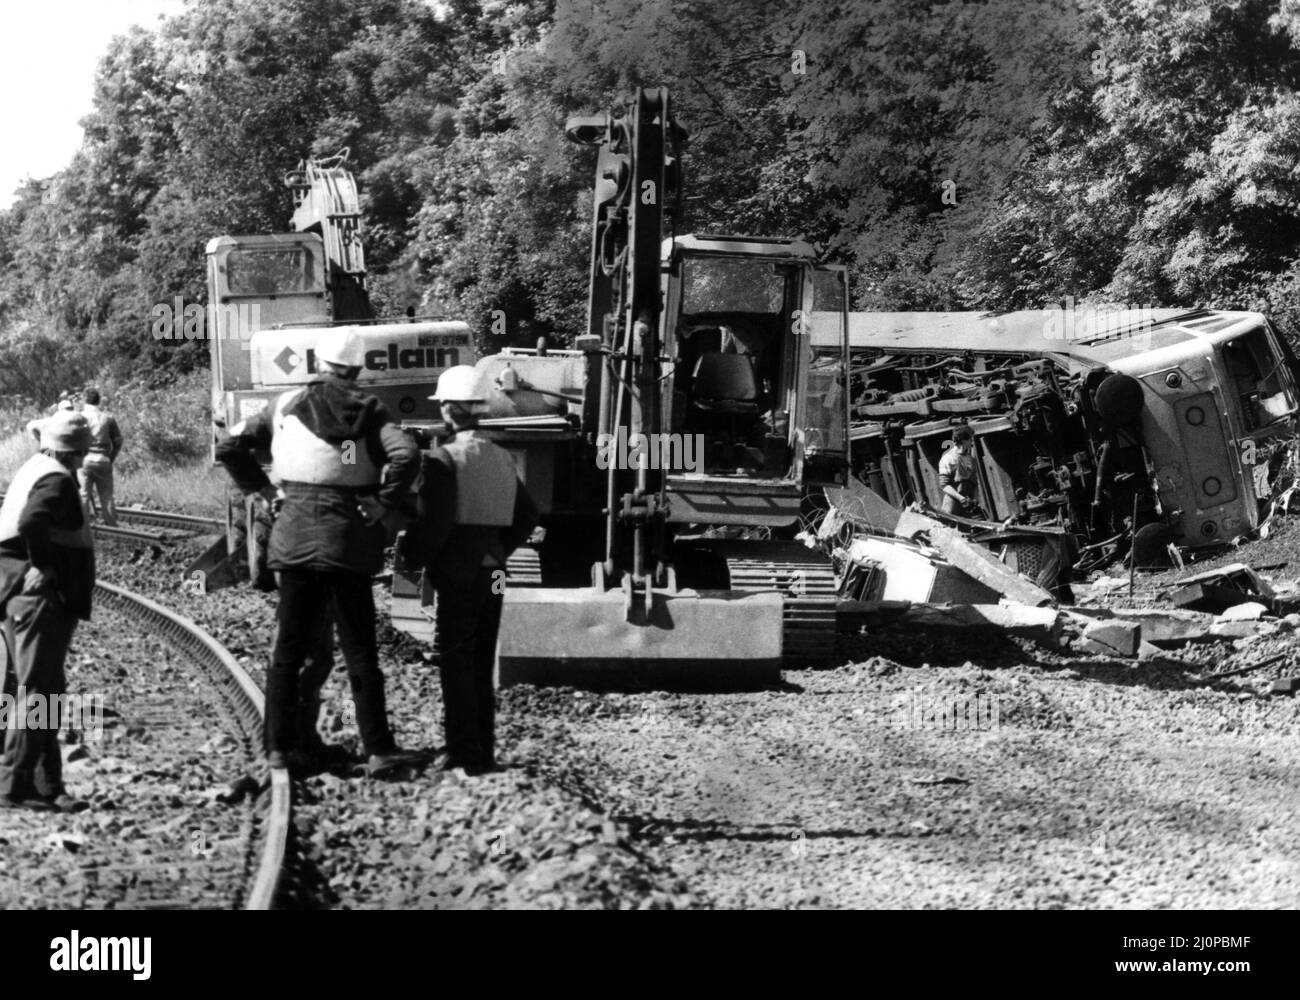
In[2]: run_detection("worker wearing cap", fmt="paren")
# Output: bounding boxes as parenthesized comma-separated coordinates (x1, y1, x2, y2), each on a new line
(413, 366, 538, 775)
(216, 331, 421, 776)
(79, 388, 124, 526)
(0, 411, 94, 812)
(25, 399, 76, 444)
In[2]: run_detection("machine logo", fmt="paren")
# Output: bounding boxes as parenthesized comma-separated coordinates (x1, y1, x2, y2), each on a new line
(274, 346, 302, 375)
(265, 337, 468, 379)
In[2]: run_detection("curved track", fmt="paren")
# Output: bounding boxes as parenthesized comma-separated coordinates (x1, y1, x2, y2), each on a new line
(92, 582, 291, 909)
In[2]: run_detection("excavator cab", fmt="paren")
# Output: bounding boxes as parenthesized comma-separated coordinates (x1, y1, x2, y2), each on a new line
(661, 236, 850, 528)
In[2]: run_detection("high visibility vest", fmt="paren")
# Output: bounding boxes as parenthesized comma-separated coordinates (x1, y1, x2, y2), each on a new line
(270, 387, 381, 488)
(0, 453, 93, 549)
(442, 431, 517, 526)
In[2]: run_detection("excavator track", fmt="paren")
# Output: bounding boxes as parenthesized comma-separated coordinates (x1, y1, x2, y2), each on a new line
(700, 540, 839, 668)
(505, 547, 544, 585)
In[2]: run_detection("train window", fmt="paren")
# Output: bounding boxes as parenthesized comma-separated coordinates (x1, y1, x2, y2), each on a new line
(1223, 327, 1292, 427)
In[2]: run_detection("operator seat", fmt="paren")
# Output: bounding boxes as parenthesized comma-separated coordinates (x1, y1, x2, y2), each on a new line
(691, 352, 760, 412)
(690, 352, 763, 473)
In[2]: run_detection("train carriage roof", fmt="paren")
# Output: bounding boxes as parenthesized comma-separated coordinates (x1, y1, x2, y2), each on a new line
(811, 308, 1266, 368)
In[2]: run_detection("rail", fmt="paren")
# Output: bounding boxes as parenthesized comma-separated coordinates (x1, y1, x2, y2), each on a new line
(94, 581, 291, 910)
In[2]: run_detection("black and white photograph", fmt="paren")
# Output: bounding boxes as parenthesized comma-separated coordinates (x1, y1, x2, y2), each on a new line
(0, 0, 1293, 968)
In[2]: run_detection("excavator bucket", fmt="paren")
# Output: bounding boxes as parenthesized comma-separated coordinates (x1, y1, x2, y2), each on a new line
(494, 587, 784, 691)
(181, 534, 243, 594)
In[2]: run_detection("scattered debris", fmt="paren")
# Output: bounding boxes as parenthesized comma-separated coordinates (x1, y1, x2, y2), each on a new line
(1079, 619, 1141, 658)
(1268, 677, 1299, 695)
(1208, 621, 1264, 640)
(1195, 653, 1289, 683)
(824, 483, 1055, 607)
(1170, 563, 1274, 613)
(837, 601, 1065, 649)
(217, 774, 261, 805)
(43, 833, 86, 854)
(842, 537, 999, 603)
(1214, 602, 1271, 623)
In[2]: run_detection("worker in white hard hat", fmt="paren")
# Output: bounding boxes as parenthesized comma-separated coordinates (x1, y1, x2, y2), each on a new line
(410, 365, 537, 775)
(216, 329, 423, 777)
(0, 411, 94, 812)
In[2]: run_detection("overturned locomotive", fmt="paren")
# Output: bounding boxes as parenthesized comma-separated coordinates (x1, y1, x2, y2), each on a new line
(813, 308, 1300, 571)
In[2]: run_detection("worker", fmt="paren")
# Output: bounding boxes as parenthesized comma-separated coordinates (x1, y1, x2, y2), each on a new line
(79, 389, 123, 526)
(25, 399, 77, 443)
(0, 411, 94, 812)
(216, 331, 422, 777)
(413, 365, 538, 775)
(939, 423, 982, 516)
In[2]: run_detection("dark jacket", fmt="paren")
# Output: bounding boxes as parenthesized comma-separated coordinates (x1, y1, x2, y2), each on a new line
(415, 443, 538, 589)
(0, 471, 95, 619)
(216, 375, 418, 575)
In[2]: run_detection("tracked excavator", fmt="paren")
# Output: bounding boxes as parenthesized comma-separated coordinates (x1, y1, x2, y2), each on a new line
(390, 89, 853, 687)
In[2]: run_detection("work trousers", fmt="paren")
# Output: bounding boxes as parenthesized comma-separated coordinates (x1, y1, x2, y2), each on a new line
(78, 454, 117, 526)
(277, 608, 334, 750)
(435, 569, 503, 770)
(0, 593, 76, 798)
(267, 570, 393, 757)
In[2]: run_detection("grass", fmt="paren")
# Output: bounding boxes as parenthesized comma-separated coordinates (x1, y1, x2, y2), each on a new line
(117, 460, 228, 518)
(0, 369, 228, 518)
(0, 431, 226, 518)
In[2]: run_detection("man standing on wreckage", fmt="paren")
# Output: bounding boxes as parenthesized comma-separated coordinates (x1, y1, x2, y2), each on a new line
(217, 330, 424, 778)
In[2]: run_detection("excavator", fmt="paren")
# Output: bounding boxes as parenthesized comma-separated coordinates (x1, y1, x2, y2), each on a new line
(193, 150, 474, 587)
(390, 89, 853, 687)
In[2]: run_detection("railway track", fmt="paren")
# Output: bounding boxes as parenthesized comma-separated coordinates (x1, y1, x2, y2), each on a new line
(93, 581, 290, 909)
(0, 582, 294, 910)
(114, 506, 224, 535)
(0, 494, 221, 547)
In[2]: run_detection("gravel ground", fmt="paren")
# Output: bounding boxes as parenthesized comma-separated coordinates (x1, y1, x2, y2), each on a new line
(74, 528, 1300, 909)
(0, 563, 258, 909)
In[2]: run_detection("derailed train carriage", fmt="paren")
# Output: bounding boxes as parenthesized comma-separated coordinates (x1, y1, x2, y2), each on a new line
(811, 308, 1300, 573)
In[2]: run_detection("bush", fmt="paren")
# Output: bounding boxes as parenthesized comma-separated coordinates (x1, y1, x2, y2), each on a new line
(104, 369, 212, 474)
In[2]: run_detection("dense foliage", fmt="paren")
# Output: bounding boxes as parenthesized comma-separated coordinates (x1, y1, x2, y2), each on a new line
(6, 0, 1300, 404)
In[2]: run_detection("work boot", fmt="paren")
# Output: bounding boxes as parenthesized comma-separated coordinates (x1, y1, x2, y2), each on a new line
(0, 792, 53, 811)
(365, 749, 427, 779)
(46, 793, 89, 813)
(445, 757, 497, 777)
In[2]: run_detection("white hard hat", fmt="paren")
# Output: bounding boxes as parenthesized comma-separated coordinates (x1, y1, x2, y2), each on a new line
(430, 365, 486, 403)
(316, 330, 366, 369)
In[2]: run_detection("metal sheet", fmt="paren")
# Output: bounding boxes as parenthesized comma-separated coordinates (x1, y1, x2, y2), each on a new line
(666, 476, 802, 526)
(497, 588, 784, 690)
